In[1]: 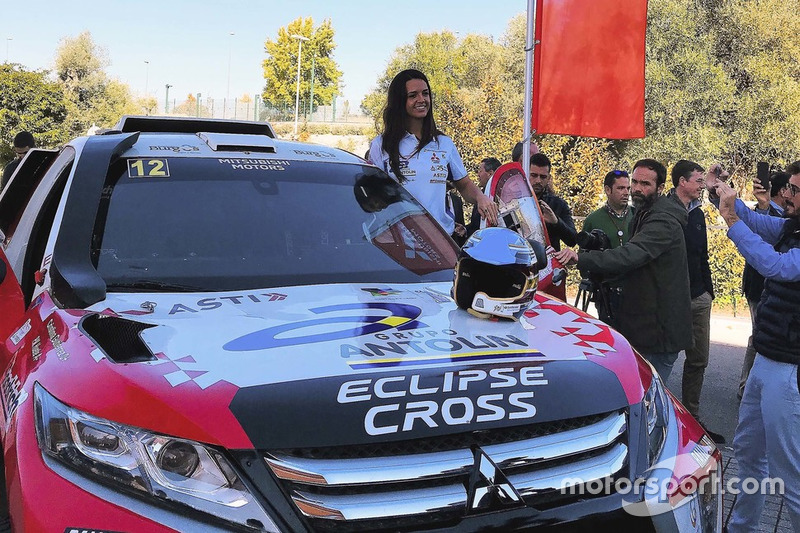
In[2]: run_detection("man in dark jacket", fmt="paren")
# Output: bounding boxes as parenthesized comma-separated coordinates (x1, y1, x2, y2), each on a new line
(555, 159, 693, 381)
(527, 153, 577, 251)
(738, 171, 789, 399)
(711, 164, 800, 533)
(1, 131, 35, 192)
(668, 160, 724, 442)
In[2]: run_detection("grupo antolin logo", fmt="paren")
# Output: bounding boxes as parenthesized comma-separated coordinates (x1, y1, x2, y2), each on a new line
(559, 453, 783, 518)
(223, 303, 426, 351)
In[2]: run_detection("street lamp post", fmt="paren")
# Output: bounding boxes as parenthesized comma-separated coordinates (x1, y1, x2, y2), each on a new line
(196, 93, 201, 117)
(308, 55, 315, 121)
(5, 37, 12, 63)
(144, 60, 150, 96)
(226, 31, 235, 119)
(165, 84, 172, 114)
(290, 34, 309, 136)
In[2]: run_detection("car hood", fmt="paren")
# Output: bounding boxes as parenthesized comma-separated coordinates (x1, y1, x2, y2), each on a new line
(75, 283, 642, 449)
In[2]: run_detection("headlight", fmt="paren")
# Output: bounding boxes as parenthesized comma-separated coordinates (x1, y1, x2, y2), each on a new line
(642, 370, 669, 465)
(34, 383, 277, 531)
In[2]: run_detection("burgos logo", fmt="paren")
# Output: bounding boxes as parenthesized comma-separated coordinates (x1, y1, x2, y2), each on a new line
(223, 303, 427, 351)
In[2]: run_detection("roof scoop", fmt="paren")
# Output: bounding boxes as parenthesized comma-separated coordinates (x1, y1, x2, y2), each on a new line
(80, 314, 157, 363)
(198, 132, 276, 153)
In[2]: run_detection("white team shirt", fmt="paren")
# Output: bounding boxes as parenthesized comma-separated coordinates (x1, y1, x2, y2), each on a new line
(369, 132, 468, 234)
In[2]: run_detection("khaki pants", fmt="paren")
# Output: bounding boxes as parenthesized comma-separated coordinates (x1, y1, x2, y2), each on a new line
(738, 298, 759, 399)
(682, 291, 712, 418)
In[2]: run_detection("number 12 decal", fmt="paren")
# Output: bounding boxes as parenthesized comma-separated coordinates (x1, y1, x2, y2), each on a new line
(127, 158, 170, 178)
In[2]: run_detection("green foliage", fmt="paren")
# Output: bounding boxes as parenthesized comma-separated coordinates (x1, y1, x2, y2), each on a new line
(0, 64, 69, 162)
(713, 0, 800, 174)
(621, 0, 734, 168)
(54, 31, 146, 135)
(706, 209, 745, 307)
(261, 17, 342, 111)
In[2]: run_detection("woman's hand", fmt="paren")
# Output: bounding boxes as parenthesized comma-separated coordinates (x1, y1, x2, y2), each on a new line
(475, 194, 498, 226)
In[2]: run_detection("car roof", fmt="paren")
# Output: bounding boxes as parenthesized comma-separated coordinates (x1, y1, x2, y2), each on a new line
(100, 115, 365, 165)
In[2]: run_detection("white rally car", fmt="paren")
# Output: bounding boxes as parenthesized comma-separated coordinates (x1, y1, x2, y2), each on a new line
(0, 116, 720, 532)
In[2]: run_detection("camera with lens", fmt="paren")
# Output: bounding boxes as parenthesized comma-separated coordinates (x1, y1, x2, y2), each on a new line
(576, 228, 612, 252)
(574, 229, 619, 326)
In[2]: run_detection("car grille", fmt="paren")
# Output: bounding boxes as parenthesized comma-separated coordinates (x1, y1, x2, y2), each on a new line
(264, 410, 628, 531)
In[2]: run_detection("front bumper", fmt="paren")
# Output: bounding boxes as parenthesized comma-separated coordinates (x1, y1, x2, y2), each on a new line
(5, 391, 720, 533)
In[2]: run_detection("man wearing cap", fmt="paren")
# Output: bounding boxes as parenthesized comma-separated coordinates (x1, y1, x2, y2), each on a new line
(1, 131, 36, 192)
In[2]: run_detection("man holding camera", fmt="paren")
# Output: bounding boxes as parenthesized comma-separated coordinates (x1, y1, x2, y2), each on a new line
(555, 159, 693, 381)
(666, 160, 720, 441)
(711, 164, 800, 533)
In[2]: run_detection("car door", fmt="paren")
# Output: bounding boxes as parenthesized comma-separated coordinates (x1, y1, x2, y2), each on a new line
(0, 251, 24, 361)
(0, 147, 74, 367)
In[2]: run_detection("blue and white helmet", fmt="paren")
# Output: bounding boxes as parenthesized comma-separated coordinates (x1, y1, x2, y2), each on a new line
(453, 227, 538, 320)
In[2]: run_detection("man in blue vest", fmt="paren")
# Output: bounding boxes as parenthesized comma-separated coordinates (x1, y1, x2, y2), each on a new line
(711, 163, 800, 533)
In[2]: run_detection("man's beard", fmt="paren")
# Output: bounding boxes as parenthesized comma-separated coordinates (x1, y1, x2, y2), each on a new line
(631, 191, 657, 210)
(786, 199, 797, 218)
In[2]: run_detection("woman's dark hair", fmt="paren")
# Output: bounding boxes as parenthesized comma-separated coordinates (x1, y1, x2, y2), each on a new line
(381, 69, 441, 182)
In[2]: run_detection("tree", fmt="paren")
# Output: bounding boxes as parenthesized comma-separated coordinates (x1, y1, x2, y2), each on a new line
(0, 64, 68, 162)
(617, 0, 734, 173)
(54, 31, 143, 135)
(712, 0, 800, 174)
(261, 17, 342, 113)
(171, 94, 211, 118)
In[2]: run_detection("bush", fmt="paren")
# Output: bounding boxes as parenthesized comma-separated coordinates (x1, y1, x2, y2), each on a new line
(706, 208, 745, 312)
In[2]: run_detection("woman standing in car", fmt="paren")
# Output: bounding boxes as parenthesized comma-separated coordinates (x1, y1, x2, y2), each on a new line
(368, 69, 497, 240)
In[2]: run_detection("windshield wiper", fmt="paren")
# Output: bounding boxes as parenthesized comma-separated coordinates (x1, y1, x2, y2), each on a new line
(105, 280, 206, 293)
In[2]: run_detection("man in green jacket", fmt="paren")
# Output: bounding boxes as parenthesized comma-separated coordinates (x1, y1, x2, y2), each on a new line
(582, 169, 635, 248)
(555, 159, 693, 381)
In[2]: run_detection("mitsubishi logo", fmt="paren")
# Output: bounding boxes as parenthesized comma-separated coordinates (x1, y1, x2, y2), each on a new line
(467, 448, 523, 511)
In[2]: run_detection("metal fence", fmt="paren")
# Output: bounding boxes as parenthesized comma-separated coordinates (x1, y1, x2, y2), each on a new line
(163, 96, 347, 123)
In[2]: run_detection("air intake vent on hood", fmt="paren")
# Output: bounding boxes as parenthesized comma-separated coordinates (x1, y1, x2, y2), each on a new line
(80, 314, 157, 363)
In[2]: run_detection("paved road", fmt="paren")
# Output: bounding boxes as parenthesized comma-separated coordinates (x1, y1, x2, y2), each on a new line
(661, 314, 793, 531)
(662, 314, 751, 443)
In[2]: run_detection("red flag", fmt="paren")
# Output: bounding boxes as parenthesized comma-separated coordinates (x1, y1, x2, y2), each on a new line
(532, 0, 647, 139)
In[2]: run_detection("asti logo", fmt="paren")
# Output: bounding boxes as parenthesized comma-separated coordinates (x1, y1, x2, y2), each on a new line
(223, 303, 427, 351)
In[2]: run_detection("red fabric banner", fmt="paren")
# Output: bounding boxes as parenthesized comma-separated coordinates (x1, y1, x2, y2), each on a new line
(532, 0, 647, 139)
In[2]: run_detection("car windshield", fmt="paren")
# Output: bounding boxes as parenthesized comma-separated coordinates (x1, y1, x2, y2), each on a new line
(92, 157, 459, 292)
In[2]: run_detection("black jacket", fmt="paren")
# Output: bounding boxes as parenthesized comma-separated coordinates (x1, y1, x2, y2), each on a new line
(541, 192, 577, 251)
(753, 217, 800, 365)
(578, 194, 692, 354)
(0, 159, 20, 192)
(668, 191, 714, 300)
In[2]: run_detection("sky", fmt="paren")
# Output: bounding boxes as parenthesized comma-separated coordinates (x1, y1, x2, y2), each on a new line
(5, 0, 526, 111)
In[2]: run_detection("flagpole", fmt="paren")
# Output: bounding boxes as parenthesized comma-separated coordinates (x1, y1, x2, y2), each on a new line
(522, 0, 537, 173)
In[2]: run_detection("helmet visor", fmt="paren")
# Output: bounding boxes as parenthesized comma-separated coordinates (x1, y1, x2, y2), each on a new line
(457, 257, 535, 301)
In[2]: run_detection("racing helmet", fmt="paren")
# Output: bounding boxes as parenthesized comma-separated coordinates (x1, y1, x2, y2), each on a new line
(453, 227, 538, 320)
